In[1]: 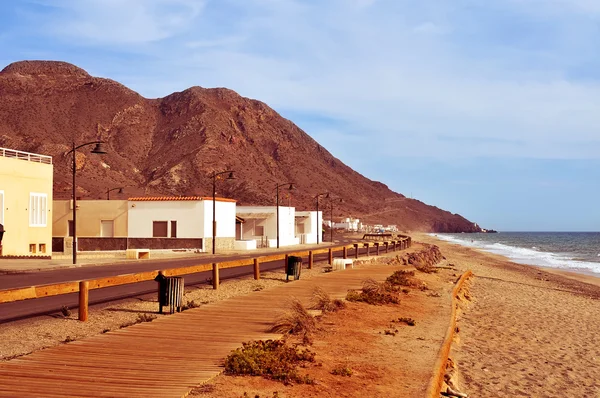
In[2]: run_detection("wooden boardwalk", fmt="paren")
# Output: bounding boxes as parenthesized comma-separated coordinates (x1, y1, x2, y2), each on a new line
(0, 264, 403, 398)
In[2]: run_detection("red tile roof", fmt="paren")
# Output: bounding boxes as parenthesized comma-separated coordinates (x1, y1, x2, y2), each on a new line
(128, 196, 237, 203)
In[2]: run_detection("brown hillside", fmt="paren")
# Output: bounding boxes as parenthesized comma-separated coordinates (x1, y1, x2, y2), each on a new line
(0, 60, 480, 232)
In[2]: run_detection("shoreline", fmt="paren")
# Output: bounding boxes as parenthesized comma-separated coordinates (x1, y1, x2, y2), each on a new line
(419, 233, 600, 291)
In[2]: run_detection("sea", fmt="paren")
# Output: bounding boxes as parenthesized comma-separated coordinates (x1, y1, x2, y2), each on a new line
(432, 232, 600, 275)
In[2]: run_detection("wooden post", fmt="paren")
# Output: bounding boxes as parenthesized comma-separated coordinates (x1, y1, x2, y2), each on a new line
(253, 258, 260, 280)
(365, 243, 370, 256)
(212, 263, 219, 290)
(328, 248, 333, 265)
(354, 244, 359, 259)
(78, 281, 89, 322)
(385, 242, 389, 253)
(343, 246, 347, 259)
(375, 242, 380, 256)
(408, 237, 412, 248)
(308, 251, 313, 269)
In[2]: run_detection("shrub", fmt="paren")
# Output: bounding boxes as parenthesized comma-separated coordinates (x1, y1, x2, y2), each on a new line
(270, 299, 316, 337)
(393, 317, 416, 326)
(331, 366, 353, 377)
(310, 287, 346, 313)
(346, 279, 400, 305)
(386, 270, 417, 287)
(224, 339, 315, 384)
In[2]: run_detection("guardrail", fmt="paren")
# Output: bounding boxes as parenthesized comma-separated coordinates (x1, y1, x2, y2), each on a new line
(0, 237, 412, 322)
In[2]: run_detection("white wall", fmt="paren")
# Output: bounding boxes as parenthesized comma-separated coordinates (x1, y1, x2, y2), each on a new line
(127, 201, 202, 238)
(295, 211, 321, 244)
(237, 206, 297, 247)
(200, 200, 236, 238)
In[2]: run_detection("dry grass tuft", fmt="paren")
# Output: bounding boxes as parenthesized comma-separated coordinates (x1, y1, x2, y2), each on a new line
(386, 270, 418, 287)
(270, 299, 316, 336)
(346, 279, 400, 305)
(310, 287, 346, 313)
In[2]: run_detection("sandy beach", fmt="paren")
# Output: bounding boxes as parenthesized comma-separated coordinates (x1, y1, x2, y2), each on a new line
(417, 234, 600, 397)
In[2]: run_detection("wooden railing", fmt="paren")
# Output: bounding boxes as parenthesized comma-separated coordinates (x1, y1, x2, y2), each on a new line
(0, 237, 412, 321)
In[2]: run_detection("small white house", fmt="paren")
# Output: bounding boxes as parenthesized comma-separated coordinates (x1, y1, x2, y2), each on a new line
(128, 196, 237, 252)
(295, 211, 321, 244)
(236, 206, 299, 248)
(334, 217, 361, 232)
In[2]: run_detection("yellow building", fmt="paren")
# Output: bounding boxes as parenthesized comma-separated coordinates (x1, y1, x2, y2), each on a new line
(0, 147, 53, 257)
(52, 200, 128, 237)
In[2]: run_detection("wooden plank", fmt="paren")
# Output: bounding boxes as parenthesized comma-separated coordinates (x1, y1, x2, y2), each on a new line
(89, 271, 158, 289)
(34, 282, 79, 298)
(0, 286, 36, 304)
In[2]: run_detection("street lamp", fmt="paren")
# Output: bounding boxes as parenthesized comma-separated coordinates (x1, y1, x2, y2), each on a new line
(328, 197, 343, 243)
(66, 141, 107, 265)
(106, 187, 124, 200)
(211, 170, 235, 254)
(315, 192, 329, 244)
(275, 182, 294, 248)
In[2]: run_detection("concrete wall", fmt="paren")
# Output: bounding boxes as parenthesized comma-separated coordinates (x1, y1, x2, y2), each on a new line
(237, 206, 297, 247)
(295, 211, 321, 244)
(128, 200, 202, 238)
(0, 153, 53, 257)
(53, 200, 128, 237)
(128, 198, 236, 252)
(199, 200, 236, 238)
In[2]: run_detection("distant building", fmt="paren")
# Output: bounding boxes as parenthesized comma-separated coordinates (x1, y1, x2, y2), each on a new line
(0, 147, 53, 257)
(334, 217, 361, 232)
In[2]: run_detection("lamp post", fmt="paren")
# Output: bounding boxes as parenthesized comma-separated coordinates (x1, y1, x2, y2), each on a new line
(66, 141, 107, 265)
(211, 170, 235, 254)
(106, 187, 123, 200)
(315, 192, 329, 244)
(275, 182, 294, 249)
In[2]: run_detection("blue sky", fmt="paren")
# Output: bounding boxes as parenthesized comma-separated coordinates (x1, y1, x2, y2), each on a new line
(1, 0, 599, 231)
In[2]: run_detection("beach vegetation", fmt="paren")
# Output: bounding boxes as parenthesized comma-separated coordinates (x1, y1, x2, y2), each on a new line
(224, 339, 315, 385)
(386, 270, 418, 287)
(331, 366, 353, 376)
(270, 299, 316, 338)
(310, 287, 346, 313)
(346, 278, 400, 305)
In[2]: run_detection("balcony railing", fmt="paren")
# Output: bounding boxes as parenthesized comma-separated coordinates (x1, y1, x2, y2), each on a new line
(0, 147, 52, 164)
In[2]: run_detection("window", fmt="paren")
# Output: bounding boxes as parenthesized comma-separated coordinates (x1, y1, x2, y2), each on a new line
(170, 221, 177, 238)
(29, 193, 48, 227)
(153, 221, 168, 238)
(255, 225, 264, 236)
(39, 243, 46, 253)
(29, 244, 36, 253)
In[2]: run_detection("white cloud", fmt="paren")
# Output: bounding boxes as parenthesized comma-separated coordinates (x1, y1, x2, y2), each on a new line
(38, 0, 205, 44)
(19, 0, 600, 160)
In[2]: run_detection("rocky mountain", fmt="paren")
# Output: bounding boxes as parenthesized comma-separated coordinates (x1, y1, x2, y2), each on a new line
(0, 60, 480, 232)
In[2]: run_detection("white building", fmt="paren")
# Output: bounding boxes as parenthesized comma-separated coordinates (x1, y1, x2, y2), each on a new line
(236, 206, 299, 248)
(333, 217, 361, 232)
(295, 211, 321, 244)
(127, 196, 237, 252)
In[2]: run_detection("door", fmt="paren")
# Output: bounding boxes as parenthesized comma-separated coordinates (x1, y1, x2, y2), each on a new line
(101, 220, 114, 237)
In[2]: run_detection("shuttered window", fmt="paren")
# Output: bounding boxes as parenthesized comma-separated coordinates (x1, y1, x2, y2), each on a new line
(29, 193, 48, 227)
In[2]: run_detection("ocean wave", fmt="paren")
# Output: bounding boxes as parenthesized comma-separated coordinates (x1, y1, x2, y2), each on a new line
(431, 234, 600, 274)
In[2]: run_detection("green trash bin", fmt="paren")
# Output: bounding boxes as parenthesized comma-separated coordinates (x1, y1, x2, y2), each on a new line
(286, 256, 302, 281)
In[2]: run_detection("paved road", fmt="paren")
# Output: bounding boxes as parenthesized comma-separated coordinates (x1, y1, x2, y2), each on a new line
(0, 244, 371, 323)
